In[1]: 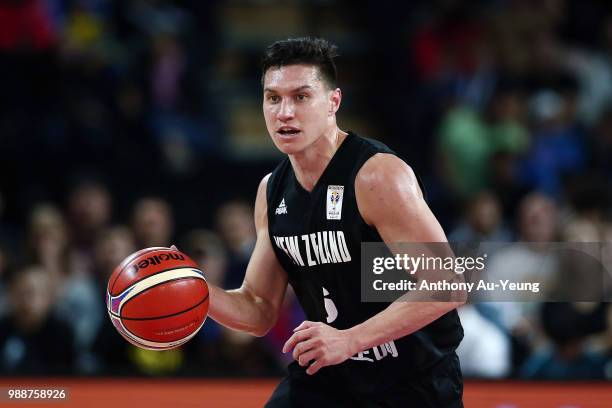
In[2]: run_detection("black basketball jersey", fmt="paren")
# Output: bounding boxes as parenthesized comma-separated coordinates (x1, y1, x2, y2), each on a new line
(266, 132, 463, 395)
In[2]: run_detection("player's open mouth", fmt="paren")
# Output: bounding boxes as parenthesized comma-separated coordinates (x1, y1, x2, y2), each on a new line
(277, 127, 301, 137)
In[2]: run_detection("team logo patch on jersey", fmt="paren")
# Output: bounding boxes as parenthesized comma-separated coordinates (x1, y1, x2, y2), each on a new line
(275, 198, 287, 215)
(326, 185, 344, 220)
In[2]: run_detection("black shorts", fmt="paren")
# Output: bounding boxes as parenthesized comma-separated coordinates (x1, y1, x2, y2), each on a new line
(264, 353, 463, 408)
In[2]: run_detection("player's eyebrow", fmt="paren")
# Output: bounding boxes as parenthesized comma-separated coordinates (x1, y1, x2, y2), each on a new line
(264, 85, 313, 93)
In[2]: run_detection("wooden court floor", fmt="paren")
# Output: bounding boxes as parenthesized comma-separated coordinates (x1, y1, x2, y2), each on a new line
(0, 378, 610, 407)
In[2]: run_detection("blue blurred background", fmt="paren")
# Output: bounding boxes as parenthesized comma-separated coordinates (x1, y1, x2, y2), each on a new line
(0, 0, 611, 381)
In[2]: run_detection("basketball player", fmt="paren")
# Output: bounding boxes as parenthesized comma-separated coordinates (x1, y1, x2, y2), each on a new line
(207, 37, 465, 407)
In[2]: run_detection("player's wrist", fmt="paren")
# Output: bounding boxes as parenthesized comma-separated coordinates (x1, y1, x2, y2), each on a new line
(343, 326, 365, 356)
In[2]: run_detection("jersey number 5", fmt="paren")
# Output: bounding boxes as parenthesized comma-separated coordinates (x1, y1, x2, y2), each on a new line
(322, 287, 338, 323)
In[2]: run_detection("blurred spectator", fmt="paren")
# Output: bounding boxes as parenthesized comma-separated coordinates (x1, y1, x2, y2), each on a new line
(53, 275, 102, 373)
(26, 203, 69, 283)
(149, 34, 197, 175)
(437, 104, 490, 197)
(90, 226, 137, 374)
(517, 192, 559, 241)
(551, 212, 609, 304)
(66, 178, 113, 276)
(485, 78, 530, 155)
(484, 78, 531, 220)
(92, 226, 136, 286)
(437, 78, 531, 200)
(67, 179, 112, 246)
(519, 81, 586, 199)
(22, 204, 103, 365)
(0, 264, 75, 374)
(448, 191, 512, 242)
(559, 15, 612, 126)
(181, 229, 228, 346)
(151, 34, 186, 112)
(180, 228, 228, 373)
(215, 201, 256, 289)
(25, 203, 100, 368)
(182, 229, 227, 287)
(457, 305, 511, 378)
(131, 197, 174, 248)
(477, 193, 560, 374)
(54, 278, 101, 373)
(561, 173, 610, 241)
(521, 302, 608, 380)
(489, 150, 531, 222)
(483, 193, 560, 295)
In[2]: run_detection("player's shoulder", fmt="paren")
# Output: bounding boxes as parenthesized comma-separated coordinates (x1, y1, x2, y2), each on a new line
(356, 153, 417, 192)
(254, 172, 273, 229)
(355, 153, 424, 225)
(261, 172, 272, 186)
(256, 172, 273, 201)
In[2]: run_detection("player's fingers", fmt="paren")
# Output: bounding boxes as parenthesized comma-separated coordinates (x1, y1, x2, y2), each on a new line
(293, 320, 316, 332)
(282, 327, 314, 353)
(297, 348, 321, 367)
(170, 245, 178, 251)
(292, 338, 317, 361)
(306, 359, 325, 375)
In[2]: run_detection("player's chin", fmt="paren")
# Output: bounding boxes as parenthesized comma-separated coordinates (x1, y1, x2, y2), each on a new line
(273, 133, 304, 154)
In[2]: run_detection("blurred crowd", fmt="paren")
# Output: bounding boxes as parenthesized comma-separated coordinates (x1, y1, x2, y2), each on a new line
(410, 0, 612, 380)
(0, 184, 302, 377)
(0, 0, 612, 380)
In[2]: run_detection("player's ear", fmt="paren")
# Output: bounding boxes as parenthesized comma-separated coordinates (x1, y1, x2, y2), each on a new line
(329, 88, 342, 115)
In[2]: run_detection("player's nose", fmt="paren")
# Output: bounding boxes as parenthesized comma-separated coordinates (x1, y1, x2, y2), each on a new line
(276, 99, 295, 121)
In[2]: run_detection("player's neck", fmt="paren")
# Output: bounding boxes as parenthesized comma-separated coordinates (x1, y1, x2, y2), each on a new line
(289, 127, 347, 192)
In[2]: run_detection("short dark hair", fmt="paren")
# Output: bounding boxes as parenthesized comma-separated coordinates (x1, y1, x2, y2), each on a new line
(261, 37, 339, 89)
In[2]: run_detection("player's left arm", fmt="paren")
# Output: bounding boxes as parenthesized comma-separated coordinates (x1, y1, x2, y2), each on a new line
(283, 153, 465, 374)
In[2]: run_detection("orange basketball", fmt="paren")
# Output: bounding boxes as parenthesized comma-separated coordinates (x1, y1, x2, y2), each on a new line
(106, 246, 209, 350)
